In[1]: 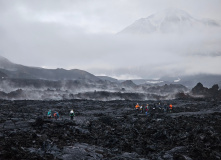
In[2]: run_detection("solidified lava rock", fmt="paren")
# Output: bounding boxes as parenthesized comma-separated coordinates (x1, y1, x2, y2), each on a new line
(209, 84, 219, 97)
(0, 99, 221, 159)
(33, 117, 44, 127)
(175, 92, 191, 99)
(192, 82, 208, 95)
(146, 84, 188, 94)
(191, 82, 221, 100)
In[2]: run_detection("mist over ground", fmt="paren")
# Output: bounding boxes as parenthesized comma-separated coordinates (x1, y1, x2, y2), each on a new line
(0, 77, 189, 100)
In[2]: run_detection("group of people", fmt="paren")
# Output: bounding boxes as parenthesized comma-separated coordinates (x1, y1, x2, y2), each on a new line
(47, 103, 173, 120)
(47, 109, 75, 120)
(47, 110, 60, 120)
(135, 103, 173, 115)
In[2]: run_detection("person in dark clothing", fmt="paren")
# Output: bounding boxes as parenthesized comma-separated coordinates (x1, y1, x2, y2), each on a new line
(163, 103, 168, 113)
(158, 103, 162, 112)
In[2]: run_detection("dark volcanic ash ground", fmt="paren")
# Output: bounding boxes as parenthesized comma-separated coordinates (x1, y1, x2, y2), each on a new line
(0, 99, 221, 160)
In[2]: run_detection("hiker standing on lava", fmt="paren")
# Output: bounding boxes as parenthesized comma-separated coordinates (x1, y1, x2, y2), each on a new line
(151, 103, 156, 114)
(70, 109, 74, 120)
(135, 103, 140, 112)
(140, 105, 143, 113)
(169, 104, 173, 113)
(163, 103, 168, 113)
(158, 103, 162, 112)
(54, 111, 59, 120)
(47, 110, 52, 119)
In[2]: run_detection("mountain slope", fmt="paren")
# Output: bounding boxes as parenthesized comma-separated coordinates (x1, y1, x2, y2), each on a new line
(0, 70, 8, 78)
(0, 56, 100, 81)
(0, 55, 19, 71)
(119, 8, 220, 34)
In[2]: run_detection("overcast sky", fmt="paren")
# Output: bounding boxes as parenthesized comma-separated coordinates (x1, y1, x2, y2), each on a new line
(0, 0, 221, 79)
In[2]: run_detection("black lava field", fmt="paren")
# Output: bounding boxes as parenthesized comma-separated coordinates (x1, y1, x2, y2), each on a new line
(0, 99, 221, 160)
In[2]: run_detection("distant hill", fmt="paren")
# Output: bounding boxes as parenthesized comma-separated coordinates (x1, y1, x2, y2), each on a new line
(1, 56, 220, 92)
(0, 56, 100, 81)
(160, 74, 221, 88)
(96, 76, 119, 83)
(121, 80, 137, 88)
(122, 74, 221, 89)
(0, 56, 190, 100)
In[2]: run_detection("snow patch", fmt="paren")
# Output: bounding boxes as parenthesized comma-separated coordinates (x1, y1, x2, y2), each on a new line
(174, 78, 181, 83)
(146, 80, 164, 84)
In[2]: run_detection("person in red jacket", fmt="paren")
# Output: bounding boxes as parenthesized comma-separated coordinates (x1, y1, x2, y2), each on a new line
(54, 112, 59, 120)
(169, 104, 173, 113)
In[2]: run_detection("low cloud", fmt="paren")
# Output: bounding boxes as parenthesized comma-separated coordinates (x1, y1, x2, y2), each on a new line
(1, 21, 221, 79)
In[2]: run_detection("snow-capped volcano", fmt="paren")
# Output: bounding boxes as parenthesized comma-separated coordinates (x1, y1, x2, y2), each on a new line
(119, 8, 220, 34)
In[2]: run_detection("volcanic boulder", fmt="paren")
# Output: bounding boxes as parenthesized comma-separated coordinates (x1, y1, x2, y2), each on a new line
(191, 82, 221, 99)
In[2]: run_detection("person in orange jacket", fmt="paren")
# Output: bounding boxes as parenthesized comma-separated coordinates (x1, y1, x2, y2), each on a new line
(169, 104, 173, 113)
(135, 103, 140, 112)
